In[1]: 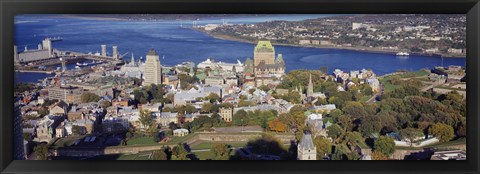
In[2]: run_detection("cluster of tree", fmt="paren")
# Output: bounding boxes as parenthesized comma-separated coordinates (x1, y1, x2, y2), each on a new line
(34, 143, 49, 160)
(80, 93, 101, 103)
(232, 109, 278, 129)
(14, 82, 42, 93)
(133, 84, 169, 104)
(182, 114, 223, 133)
(178, 73, 199, 90)
(151, 144, 192, 160)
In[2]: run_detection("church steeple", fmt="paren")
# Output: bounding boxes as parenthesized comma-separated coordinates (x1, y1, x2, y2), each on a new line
(307, 73, 314, 97)
(131, 52, 135, 65)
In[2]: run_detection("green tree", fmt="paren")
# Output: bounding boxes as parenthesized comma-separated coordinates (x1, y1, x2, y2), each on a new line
(34, 143, 49, 160)
(429, 123, 455, 143)
(80, 93, 101, 103)
(139, 109, 153, 130)
(71, 125, 83, 135)
(205, 93, 220, 103)
(211, 143, 231, 160)
(172, 144, 189, 160)
(151, 149, 168, 160)
(399, 128, 424, 146)
(327, 124, 345, 143)
(313, 137, 332, 159)
(373, 136, 395, 156)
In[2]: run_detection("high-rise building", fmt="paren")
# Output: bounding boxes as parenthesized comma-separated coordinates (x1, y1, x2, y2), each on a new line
(42, 38, 53, 56)
(143, 48, 162, 85)
(307, 73, 314, 97)
(101, 45, 107, 57)
(254, 40, 275, 66)
(297, 133, 317, 160)
(14, 45, 18, 64)
(112, 46, 118, 59)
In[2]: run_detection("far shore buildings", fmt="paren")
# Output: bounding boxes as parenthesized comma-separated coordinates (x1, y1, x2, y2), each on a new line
(143, 48, 162, 85)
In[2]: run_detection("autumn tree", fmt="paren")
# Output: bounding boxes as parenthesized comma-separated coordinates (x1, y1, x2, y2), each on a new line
(429, 123, 455, 143)
(371, 151, 389, 160)
(268, 119, 287, 132)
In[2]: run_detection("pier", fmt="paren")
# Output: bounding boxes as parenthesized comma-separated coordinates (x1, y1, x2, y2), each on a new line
(15, 70, 54, 74)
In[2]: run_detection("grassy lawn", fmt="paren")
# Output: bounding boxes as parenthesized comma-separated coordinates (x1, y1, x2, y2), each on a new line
(191, 141, 247, 150)
(192, 149, 236, 160)
(117, 150, 153, 160)
(126, 136, 158, 146)
(399, 70, 429, 78)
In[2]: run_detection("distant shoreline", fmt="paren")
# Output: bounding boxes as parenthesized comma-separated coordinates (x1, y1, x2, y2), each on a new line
(196, 29, 466, 59)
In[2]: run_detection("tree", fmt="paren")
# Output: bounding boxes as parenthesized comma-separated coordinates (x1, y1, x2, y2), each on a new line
(100, 100, 112, 109)
(429, 123, 455, 143)
(211, 143, 231, 160)
(373, 136, 395, 157)
(34, 143, 49, 160)
(268, 119, 287, 132)
(172, 144, 189, 160)
(151, 149, 168, 160)
(399, 128, 424, 146)
(138, 109, 153, 130)
(371, 151, 389, 160)
(327, 124, 345, 143)
(313, 137, 332, 159)
(80, 93, 101, 103)
(359, 116, 382, 138)
(72, 125, 83, 135)
(205, 93, 220, 103)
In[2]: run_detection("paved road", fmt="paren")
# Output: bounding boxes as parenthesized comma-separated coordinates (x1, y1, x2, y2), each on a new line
(366, 84, 384, 104)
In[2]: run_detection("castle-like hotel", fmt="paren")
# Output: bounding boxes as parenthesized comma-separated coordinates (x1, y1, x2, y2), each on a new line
(244, 40, 286, 87)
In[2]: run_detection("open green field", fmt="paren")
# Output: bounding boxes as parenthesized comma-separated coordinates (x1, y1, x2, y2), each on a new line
(117, 151, 153, 160)
(126, 136, 158, 146)
(190, 141, 247, 150)
(50, 135, 86, 148)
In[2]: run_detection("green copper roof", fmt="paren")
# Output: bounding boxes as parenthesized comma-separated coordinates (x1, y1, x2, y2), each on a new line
(245, 57, 253, 65)
(196, 72, 207, 80)
(254, 40, 274, 53)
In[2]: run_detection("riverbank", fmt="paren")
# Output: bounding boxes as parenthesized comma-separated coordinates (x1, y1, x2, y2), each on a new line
(199, 30, 466, 59)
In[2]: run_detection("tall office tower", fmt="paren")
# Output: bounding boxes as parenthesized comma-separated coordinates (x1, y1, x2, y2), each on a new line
(112, 46, 118, 59)
(14, 45, 18, 64)
(143, 48, 162, 85)
(253, 40, 275, 66)
(307, 73, 314, 97)
(101, 45, 107, 57)
(42, 38, 52, 57)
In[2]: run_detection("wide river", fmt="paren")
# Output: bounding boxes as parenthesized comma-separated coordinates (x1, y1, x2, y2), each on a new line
(14, 14, 466, 84)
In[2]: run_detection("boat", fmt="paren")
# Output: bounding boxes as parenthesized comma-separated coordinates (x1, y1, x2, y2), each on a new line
(48, 36, 63, 42)
(75, 66, 81, 69)
(396, 52, 410, 56)
(76, 62, 89, 67)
